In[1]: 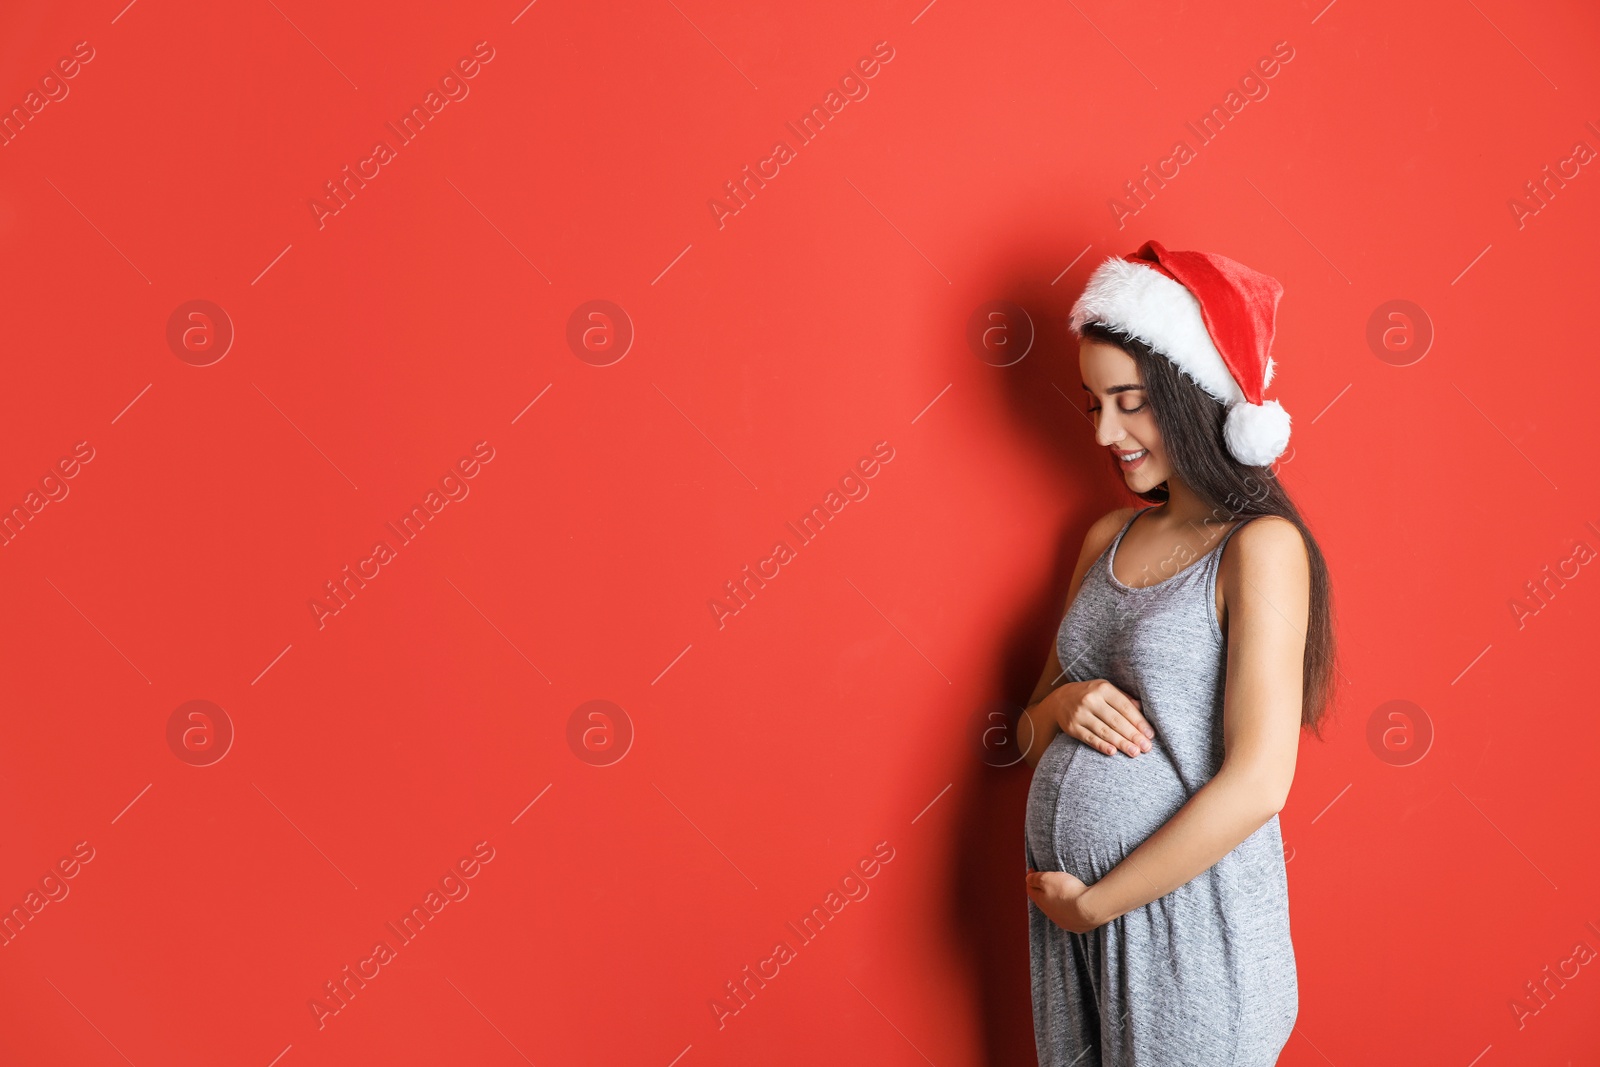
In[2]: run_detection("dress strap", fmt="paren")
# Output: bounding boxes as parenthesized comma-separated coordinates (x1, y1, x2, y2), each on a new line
(1098, 505, 1151, 565)
(1205, 514, 1263, 577)
(1202, 513, 1268, 626)
(1112, 505, 1157, 550)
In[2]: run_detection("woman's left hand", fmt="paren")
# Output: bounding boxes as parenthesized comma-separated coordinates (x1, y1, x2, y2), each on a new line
(1025, 868, 1101, 933)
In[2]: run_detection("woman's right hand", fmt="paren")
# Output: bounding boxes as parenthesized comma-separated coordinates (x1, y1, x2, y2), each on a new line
(1052, 679, 1154, 758)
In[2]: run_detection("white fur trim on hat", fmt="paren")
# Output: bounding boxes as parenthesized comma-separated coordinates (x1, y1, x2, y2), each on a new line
(1072, 255, 1291, 465)
(1224, 398, 1291, 466)
(1069, 257, 1243, 405)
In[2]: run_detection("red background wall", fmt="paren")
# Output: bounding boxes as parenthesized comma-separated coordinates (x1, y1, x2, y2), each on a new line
(2, 0, 1597, 1064)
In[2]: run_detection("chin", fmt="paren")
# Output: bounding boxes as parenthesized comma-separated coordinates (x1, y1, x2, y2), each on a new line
(1124, 468, 1164, 491)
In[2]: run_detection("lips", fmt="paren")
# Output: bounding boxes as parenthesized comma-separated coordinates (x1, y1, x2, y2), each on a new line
(1114, 448, 1147, 470)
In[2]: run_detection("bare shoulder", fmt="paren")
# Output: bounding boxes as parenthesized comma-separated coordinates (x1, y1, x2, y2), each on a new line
(1080, 505, 1141, 564)
(1222, 515, 1310, 592)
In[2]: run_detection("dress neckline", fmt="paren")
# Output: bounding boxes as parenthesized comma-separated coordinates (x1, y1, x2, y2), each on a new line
(1105, 506, 1241, 593)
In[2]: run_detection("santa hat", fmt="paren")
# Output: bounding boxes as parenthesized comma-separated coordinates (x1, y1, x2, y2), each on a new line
(1068, 239, 1292, 467)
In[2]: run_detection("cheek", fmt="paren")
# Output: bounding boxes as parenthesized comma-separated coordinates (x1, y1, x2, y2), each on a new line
(1133, 413, 1163, 450)
(1135, 420, 1171, 470)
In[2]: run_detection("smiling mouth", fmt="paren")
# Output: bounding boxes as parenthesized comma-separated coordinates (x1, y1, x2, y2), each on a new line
(1115, 449, 1148, 466)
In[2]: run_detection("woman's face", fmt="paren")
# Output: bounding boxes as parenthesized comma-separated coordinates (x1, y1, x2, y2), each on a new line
(1079, 337, 1171, 492)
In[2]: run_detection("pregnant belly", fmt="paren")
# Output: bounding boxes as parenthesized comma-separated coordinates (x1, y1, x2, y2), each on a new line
(1026, 731, 1191, 884)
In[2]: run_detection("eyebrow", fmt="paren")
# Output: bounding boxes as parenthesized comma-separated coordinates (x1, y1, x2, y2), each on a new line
(1081, 383, 1146, 395)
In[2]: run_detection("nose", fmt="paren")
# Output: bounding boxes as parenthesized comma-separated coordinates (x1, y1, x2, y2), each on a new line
(1092, 405, 1126, 448)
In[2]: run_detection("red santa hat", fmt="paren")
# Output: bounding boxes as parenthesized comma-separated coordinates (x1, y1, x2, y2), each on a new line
(1068, 239, 1292, 467)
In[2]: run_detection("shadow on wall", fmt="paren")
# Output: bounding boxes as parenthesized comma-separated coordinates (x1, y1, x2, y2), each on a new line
(944, 243, 1129, 1066)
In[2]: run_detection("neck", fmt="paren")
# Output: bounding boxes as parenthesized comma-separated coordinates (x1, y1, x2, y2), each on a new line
(1155, 477, 1220, 529)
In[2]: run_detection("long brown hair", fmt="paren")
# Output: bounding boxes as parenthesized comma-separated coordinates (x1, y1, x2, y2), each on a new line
(1081, 320, 1339, 739)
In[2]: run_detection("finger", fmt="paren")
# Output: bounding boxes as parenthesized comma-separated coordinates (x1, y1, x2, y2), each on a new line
(1085, 684, 1141, 753)
(1070, 722, 1114, 757)
(1076, 717, 1123, 757)
(1093, 701, 1152, 755)
(1129, 705, 1155, 740)
(1067, 710, 1114, 755)
(1107, 690, 1155, 740)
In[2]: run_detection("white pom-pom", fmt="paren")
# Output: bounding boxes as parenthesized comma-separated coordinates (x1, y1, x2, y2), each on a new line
(1224, 399, 1291, 466)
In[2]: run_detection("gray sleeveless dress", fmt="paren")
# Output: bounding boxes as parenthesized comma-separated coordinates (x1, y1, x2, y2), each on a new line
(1024, 506, 1298, 1065)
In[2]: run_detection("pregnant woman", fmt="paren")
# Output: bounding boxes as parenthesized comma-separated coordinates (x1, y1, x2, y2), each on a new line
(1021, 240, 1337, 1065)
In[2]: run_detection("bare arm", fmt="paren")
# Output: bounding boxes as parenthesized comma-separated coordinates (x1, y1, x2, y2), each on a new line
(1018, 507, 1139, 771)
(1077, 516, 1309, 927)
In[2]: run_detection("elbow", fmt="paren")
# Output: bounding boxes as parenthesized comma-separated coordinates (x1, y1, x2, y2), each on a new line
(1262, 784, 1289, 817)
(1259, 773, 1293, 817)
(1224, 764, 1291, 819)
